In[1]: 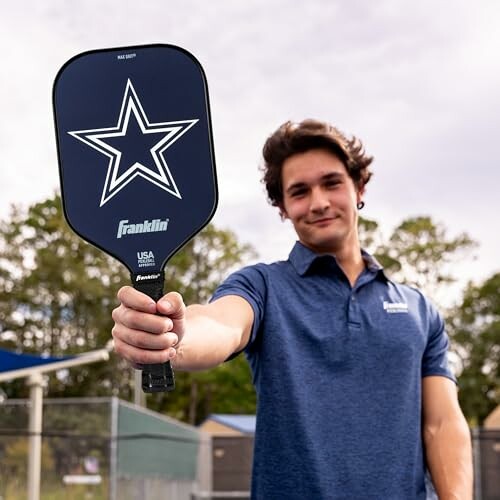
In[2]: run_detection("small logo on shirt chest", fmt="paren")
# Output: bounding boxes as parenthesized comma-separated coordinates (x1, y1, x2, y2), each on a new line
(383, 301, 409, 313)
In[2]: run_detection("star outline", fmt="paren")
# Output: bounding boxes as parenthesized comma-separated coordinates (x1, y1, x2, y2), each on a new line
(68, 79, 198, 207)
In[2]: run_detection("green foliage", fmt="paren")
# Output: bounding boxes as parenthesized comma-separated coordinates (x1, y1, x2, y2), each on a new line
(147, 228, 258, 421)
(0, 194, 257, 422)
(448, 273, 500, 425)
(383, 216, 476, 293)
(360, 215, 476, 304)
(42, 402, 110, 476)
(359, 214, 497, 423)
(1, 438, 55, 481)
(0, 194, 128, 398)
(0, 196, 495, 427)
(165, 223, 256, 304)
(150, 354, 257, 425)
(358, 216, 382, 253)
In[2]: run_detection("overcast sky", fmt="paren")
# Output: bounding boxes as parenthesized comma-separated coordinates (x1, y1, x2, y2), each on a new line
(1, 0, 498, 302)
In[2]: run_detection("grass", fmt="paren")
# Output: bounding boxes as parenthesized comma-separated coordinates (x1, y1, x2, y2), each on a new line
(2, 479, 108, 500)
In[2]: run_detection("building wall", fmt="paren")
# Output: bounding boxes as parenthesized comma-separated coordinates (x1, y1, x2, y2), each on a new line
(212, 436, 254, 492)
(477, 429, 500, 500)
(484, 406, 500, 429)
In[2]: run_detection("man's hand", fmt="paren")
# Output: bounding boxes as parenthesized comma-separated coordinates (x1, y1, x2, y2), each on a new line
(112, 287, 253, 371)
(112, 286, 185, 367)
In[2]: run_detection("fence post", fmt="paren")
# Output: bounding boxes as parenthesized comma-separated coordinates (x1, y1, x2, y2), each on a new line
(472, 427, 482, 500)
(27, 373, 46, 500)
(109, 397, 119, 500)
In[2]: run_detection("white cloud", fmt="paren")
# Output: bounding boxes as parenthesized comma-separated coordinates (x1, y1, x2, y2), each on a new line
(0, 0, 498, 296)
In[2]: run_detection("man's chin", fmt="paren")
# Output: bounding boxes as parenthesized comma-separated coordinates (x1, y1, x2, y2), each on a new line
(300, 235, 344, 254)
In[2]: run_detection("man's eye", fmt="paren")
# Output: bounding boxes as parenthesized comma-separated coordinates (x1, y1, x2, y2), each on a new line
(325, 181, 340, 188)
(290, 190, 306, 197)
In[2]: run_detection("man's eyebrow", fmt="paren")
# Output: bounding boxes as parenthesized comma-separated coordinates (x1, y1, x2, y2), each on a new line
(285, 172, 345, 193)
(321, 172, 344, 181)
(285, 181, 307, 193)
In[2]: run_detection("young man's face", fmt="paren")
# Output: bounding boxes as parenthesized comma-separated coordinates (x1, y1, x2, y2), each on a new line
(280, 148, 363, 254)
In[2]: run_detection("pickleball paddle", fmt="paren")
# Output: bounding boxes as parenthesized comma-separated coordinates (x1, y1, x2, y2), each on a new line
(53, 44, 218, 392)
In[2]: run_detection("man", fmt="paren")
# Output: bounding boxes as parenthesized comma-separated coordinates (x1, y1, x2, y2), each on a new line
(112, 119, 473, 499)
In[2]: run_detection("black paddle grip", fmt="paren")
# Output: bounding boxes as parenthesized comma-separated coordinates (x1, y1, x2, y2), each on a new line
(131, 271, 175, 393)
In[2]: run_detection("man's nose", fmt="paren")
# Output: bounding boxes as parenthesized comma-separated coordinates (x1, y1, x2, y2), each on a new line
(310, 187, 330, 212)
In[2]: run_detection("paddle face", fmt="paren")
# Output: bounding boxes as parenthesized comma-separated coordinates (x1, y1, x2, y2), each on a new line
(53, 44, 217, 276)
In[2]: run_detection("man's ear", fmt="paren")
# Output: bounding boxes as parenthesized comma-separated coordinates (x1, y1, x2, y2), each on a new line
(356, 185, 366, 204)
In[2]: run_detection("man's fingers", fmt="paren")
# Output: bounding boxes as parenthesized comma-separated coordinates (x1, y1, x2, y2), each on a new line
(112, 324, 178, 351)
(157, 291, 186, 319)
(112, 288, 186, 366)
(117, 286, 157, 313)
(113, 336, 177, 366)
(112, 304, 173, 334)
(112, 322, 179, 365)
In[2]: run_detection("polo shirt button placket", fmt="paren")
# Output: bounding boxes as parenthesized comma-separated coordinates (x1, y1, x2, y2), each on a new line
(347, 292, 361, 329)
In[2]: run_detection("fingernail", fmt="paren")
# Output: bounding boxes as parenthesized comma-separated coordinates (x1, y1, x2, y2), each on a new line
(160, 299, 172, 311)
(168, 348, 176, 358)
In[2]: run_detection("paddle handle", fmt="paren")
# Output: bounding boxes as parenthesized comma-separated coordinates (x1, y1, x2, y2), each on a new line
(131, 271, 175, 392)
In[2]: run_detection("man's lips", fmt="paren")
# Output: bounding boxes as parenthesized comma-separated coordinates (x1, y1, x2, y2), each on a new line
(307, 216, 338, 225)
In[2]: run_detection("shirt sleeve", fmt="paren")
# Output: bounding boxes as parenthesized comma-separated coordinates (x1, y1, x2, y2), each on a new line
(210, 264, 267, 355)
(421, 302, 457, 384)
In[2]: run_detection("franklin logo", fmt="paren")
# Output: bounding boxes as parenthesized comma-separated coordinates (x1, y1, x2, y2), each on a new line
(135, 273, 161, 282)
(117, 218, 169, 239)
(383, 301, 409, 314)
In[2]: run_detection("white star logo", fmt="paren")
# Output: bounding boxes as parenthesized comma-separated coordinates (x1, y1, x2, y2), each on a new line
(68, 79, 198, 207)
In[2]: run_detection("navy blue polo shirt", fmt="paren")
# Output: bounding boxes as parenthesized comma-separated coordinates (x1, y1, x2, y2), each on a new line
(211, 241, 455, 500)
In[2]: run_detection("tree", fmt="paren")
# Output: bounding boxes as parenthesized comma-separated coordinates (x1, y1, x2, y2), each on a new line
(360, 215, 476, 305)
(358, 216, 384, 253)
(0, 195, 127, 399)
(0, 195, 257, 418)
(145, 225, 258, 422)
(358, 215, 496, 421)
(2, 200, 491, 426)
(448, 273, 500, 425)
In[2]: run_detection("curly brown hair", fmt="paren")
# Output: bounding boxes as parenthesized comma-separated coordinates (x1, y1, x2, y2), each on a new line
(261, 119, 373, 207)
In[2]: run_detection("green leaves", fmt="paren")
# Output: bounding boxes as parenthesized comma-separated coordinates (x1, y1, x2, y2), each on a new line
(0, 198, 496, 425)
(359, 214, 498, 424)
(448, 273, 500, 425)
(360, 215, 477, 302)
(0, 194, 257, 420)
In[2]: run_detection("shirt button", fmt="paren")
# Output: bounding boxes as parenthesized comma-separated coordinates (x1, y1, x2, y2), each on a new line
(352, 296, 356, 301)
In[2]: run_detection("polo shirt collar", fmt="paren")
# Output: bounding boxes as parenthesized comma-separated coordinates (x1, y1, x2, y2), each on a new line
(288, 241, 386, 278)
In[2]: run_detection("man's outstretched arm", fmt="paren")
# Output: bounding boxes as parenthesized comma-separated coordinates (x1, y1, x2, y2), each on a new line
(422, 376, 473, 500)
(112, 286, 253, 371)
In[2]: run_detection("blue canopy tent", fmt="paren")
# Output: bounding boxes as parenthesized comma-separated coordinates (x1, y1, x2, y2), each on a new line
(0, 348, 74, 373)
(0, 346, 110, 500)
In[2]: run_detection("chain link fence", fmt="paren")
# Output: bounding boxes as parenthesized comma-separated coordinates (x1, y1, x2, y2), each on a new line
(0, 397, 207, 500)
(0, 398, 497, 499)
